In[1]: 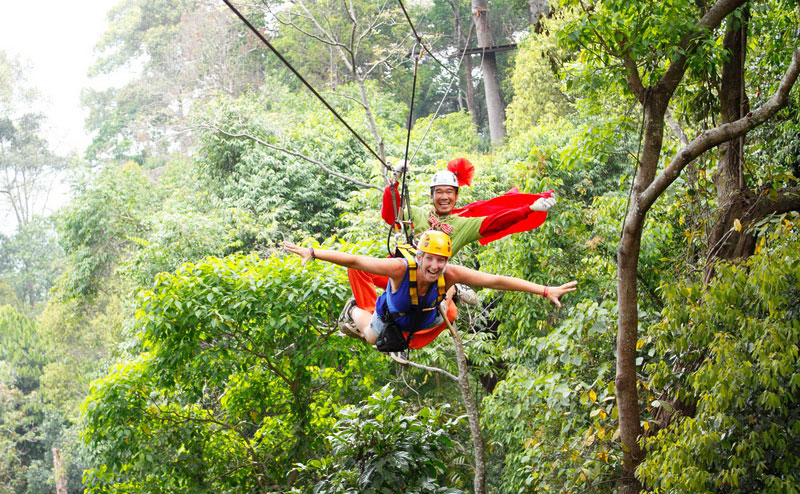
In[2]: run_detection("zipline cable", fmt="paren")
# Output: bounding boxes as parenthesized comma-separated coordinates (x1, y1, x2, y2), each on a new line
(396, 0, 461, 80)
(395, 0, 476, 165)
(408, 22, 474, 166)
(386, 42, 419, 254)
(221, 0, 390, 171)
(388, 0, 476, 251)
(399, 45, 424, 246)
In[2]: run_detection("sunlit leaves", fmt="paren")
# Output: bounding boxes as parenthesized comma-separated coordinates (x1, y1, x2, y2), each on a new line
(482, 299, 620, 493)
(83, 245, 392, 492)
(641, 219, 800, 492)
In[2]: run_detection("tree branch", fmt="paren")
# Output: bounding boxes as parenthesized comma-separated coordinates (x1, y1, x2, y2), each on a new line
(200, 123, 382, 190)
(620, 43, 646, 102)
(295, 0, 356, 73)
(658, 0, 749, 97)
(753, 187, 800, 218)
(439, 305, 486, 494)
(640, 47, 800, 211)
(665, 107, 689, 147)
(390, 353, 457, 380)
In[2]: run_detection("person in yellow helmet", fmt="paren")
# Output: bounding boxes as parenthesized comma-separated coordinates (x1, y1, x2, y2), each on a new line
(284, 231, 577, 352)
(348, 157, 555, 337)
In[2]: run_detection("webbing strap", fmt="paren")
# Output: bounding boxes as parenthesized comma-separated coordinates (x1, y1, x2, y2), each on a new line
(395, 244, 445, 310)
(436, 273, 445, 305)
(396, 244, 419, 306)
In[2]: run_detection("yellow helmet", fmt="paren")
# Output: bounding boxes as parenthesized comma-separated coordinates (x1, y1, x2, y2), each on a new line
(417, 230, 452, 258)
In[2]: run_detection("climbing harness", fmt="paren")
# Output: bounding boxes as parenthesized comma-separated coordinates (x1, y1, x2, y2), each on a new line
(375, 242, 446, 352)
(394, 243, 446, 308)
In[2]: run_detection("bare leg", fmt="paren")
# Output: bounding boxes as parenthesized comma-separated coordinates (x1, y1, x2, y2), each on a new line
(352, 307, 377, 344)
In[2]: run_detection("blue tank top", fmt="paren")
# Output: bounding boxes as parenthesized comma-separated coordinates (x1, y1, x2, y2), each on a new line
(376, 260, 442, 332)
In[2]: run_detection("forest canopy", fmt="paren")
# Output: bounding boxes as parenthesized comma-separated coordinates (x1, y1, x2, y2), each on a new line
(0, 0, 798, 493)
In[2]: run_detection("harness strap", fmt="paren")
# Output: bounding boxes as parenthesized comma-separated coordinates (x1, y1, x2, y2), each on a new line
(396, 244, 419, 306)
(383, 243, 447, 338)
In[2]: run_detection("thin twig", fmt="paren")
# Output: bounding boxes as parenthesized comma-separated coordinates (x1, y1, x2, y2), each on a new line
(199, 123, 382, 190)
(391, 353, 458, 380)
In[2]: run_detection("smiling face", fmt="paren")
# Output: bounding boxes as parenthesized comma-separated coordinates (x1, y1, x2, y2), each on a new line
(416, 252, 448, 284)
(430, 185, 458, 215)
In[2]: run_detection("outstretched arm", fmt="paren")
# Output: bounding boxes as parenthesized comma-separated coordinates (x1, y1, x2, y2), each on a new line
(446, 264, 577, 308)
(283, 241, 406, 280)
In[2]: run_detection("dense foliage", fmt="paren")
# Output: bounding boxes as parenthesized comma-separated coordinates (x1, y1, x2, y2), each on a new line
(1, 0, 798, 492)
(641, 219, 800, 492)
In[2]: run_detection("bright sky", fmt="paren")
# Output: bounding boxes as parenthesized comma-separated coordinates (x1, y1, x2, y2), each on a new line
(0, 0, 115, 155)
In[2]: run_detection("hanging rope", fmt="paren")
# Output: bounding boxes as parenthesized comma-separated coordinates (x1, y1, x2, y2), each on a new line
(408, 22, 475, 166)
(387, 43, 420, 253)
(398, 46, 425, 245)
(621, 90, 649, 240)
(388, 0, 477, 253)
(221, 0, 390, 171)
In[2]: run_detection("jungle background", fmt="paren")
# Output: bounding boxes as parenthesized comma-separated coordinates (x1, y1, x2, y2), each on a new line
(1, 0, 799, 492)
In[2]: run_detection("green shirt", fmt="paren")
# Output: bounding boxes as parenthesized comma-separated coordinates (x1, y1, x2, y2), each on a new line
(409, 205, 483, 257)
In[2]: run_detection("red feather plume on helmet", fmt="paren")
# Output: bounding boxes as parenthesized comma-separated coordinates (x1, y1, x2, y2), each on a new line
(447, 158, 474, 187)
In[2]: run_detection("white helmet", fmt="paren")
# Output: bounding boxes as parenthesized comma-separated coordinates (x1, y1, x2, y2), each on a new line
(430, 170, 459, 189)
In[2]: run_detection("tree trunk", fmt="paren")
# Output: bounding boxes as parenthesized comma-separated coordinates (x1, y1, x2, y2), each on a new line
(463, 54, 480, 127)
(705, 12, 800, 275)
(708, 7, 752, 268)
(447, 0, 479, 127)
(616, 99, 669, 493)
(471, 0, 506, 144)
(616, 230, 644, 494)
(53, 447, 67, 494)
(440, 307, 485, 494)
(615, 45, 799, 494)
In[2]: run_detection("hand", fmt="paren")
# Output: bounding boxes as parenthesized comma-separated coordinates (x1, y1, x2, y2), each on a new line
(543, 280, 578, 308)
(531, 195, 556, 212)
(283, 241, 313, 266)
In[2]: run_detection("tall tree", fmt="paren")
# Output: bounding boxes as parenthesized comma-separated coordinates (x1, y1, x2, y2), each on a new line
(471, 0, 507, 144)
(82, 252, 397, 492)
(0, 114, 64, 228)
(706, 5, 800, 269)
(261, 0, 412, 182)
(85, 0, 263, 163)
(0, 52, 65, 228)
(560, 0, 800, 491)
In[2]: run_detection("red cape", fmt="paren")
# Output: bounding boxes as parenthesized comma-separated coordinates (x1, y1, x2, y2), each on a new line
(453, 188, 553, 245)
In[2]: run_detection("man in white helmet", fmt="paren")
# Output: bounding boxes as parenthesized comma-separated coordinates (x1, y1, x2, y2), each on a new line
(382, 157, 556, 255)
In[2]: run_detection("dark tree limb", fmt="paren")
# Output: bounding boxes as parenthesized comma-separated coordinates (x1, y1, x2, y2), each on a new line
(641, 47, 800, 212)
